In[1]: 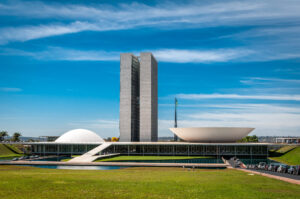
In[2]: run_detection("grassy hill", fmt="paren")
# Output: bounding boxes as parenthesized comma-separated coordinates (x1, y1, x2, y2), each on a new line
(269, 146, 300, 165)
(4, 144, 23, 154)
(0, 144, 23, 158)
(275, 145, 296, 154)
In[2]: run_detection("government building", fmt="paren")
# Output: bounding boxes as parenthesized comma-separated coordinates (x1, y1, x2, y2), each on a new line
(14, 53, 280, 162)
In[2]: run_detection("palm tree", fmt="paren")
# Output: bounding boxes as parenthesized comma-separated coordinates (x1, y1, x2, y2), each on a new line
(0, 131, 8, 141)
(11, 132, 22, 142)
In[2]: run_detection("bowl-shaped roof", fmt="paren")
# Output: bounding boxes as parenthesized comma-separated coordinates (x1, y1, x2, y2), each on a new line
(170, 127, 254, 142)
(55, 129, 104, 143)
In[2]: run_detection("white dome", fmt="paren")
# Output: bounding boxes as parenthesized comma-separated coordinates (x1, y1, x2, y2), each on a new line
(170, 127, 254, 142)
(55, 129, 104, 143)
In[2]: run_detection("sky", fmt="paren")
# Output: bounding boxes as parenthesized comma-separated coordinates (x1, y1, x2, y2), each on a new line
(0, 0, 300, 138)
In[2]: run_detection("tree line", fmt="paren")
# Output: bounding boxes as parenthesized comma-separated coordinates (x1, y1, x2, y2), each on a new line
(0, 131, 22, 142)
(238, 135, 258, 143)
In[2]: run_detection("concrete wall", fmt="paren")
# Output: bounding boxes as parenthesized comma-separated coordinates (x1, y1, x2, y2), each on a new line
(139, 53, 158, 141)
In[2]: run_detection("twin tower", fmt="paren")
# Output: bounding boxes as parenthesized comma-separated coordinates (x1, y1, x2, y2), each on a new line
(120, 53, 158, 142)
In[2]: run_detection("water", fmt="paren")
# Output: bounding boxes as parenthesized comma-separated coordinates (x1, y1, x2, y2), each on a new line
(30, 156, 70, 162)
(107, 158, 223, 164)
(0, 157, 19, 161)
(18, 165, 129, 170)
(0, 158, 11, 161)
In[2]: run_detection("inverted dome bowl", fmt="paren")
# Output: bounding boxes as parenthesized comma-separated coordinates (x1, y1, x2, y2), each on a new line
(170, 127, 254, 142)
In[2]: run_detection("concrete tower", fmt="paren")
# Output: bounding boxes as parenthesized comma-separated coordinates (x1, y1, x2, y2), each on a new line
(119, 52, 158, 142)
(119, 53, 140, 142)
(139, 53, 158, 142)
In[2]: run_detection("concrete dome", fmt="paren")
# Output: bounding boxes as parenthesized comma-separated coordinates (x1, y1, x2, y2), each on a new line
(55, 129, 104, 143)
(170, 127, 254, 142)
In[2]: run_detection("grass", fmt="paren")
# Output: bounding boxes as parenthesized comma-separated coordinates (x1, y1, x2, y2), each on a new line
(0, 165, 299, 199)
(275, 145, 297, 154)
(0, 154, 22, 158)
(0, 144, 23, 160)
(0, 144, 15, 156)
(95, 155, 214, 162)
(269, 147, 300, 165)
(4, 144, 23, 154)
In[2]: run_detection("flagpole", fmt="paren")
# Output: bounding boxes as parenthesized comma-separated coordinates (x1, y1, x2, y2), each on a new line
(174, 98, 178, 141)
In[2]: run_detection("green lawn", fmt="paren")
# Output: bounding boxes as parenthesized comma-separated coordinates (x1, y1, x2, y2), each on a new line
(0, 166, 299, 199)
(275, 145, 297, 154)
(269, 147, 300, 165)
(95, 155, 214, 162)
(0, 144, 14, 156)
(0, 144, 23, 160)
(4, 144, 23, 154)
(0, 154, 22, 158)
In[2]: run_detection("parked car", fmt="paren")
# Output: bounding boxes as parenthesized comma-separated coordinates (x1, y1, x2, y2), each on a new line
(19, 156, 24, 160)
(287, 166, 300, 175)
(248, 164, 255, 169)
(288, 166, 296, 174)
(277, 164, 288, 173)
(268, 163, 281, 172)
(264, 164, 269, 170)
(258, 162, 266, 169)
(294, 166, 300, 175)
(12, 158, 18, 161)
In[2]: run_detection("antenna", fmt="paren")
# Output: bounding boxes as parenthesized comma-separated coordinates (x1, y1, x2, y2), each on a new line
(174, 98, 178, 141)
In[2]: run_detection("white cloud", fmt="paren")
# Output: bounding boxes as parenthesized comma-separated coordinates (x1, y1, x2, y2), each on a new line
(1, 0, 300, 24)
(240, 77, 300, 85)
(0, 87, 22, 92)
(0, 21, 101, 45)
(1, 47, 252, 63)
(176, 93, 300, 101)
(0, 0, 300, 45)
(35, 47, 119, 61)
(158, 103, 300, 136)
(153, 49, 252, 63)
(0, 47, 120, 61)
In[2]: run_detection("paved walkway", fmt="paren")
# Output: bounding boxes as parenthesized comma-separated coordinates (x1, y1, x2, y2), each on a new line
(69, 143, 113, 163)
(235, 168, 300, 185)
(247, 168, 300, 180)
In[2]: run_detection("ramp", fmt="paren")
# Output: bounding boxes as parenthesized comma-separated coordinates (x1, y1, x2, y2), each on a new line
(69, 143, 113, 163)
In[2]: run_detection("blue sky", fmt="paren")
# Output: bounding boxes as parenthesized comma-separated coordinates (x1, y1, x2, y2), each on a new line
(1, 0, 300, 138)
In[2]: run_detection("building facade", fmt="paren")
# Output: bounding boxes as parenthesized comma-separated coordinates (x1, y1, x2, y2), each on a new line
(30, 142, 271, 161)
(119, 53, 140, 142)
(119, 53, 158, 142)
(139, 53, 158, 141)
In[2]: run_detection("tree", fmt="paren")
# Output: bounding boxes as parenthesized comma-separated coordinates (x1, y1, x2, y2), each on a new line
(239, 135, 258, 143)
(11, 132, 22, 142)
(0, 131, 8, 141)
(111, 137, 119, 142)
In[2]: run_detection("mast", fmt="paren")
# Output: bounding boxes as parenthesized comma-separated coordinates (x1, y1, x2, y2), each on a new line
(174, 98, 178, 141)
